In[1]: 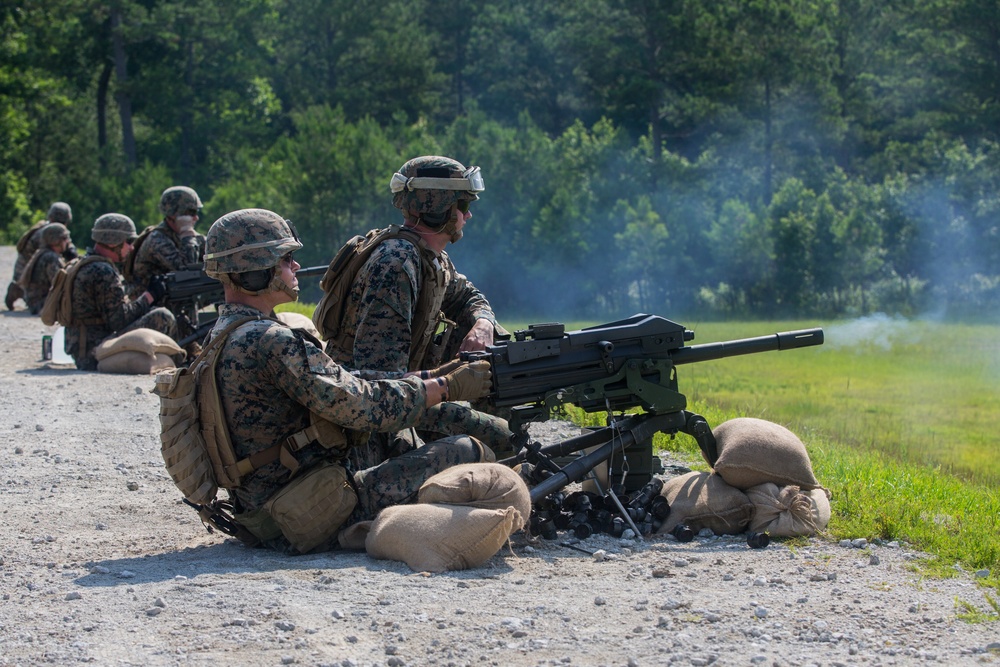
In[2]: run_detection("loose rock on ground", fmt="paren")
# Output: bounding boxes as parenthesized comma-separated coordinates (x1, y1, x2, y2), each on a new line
(0, 246, 998, 666)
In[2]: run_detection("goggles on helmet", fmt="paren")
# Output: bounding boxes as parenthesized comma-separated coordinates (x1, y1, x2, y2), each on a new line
(390, 166, 484, 196)
(204, 219, 301, 262)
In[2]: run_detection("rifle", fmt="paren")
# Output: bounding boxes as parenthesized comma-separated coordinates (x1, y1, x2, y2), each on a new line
(462, 313, 824, 539)
(162, 265, 327, 347)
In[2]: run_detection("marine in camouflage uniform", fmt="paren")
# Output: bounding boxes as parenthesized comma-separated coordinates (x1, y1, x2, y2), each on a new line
(202, 208, 494, 553)
(127, 186, 206, 338)
(6, 202, 78, 310)
(20, 223, 72, 315)
(324, 156, 512, 466)
(66, 213, 177, 371)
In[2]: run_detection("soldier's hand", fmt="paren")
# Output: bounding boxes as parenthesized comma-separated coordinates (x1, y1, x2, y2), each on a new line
(442, 360, 492, 402)
(419, 358, 464, 379)
(147, 275, 168, 305)
(174, 215, 197, 237)
(458, 319, 495, 354)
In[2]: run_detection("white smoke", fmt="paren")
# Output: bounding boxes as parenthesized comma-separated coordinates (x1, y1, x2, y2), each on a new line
(824, 313, 914, 351)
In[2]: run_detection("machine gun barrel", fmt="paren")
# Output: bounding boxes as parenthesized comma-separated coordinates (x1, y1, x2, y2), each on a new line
(671, 328, 823, 365)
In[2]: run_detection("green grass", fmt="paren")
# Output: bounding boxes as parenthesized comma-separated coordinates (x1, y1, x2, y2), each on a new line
(506, 317, 1000, 579)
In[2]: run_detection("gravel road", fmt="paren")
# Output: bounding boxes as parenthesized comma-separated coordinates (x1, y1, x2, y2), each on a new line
(1, 245, 998, 667)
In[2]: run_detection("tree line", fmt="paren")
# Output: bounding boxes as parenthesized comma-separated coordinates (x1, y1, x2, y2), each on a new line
(4, 0, 1000, 320)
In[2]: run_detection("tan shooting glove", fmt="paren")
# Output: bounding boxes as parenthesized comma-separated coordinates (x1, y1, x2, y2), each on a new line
(418, 358, 464, 379)
(442, 360, 492, 402)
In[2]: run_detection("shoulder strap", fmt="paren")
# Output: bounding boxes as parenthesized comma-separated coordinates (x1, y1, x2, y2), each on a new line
(122, 225, 156, 282)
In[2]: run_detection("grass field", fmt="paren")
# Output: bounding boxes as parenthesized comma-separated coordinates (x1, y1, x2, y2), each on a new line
(284, 304, 1000, 578)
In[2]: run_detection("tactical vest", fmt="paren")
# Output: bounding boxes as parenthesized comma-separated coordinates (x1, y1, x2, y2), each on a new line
(155, 316, 350, 545)
(313, 226, 451, 371)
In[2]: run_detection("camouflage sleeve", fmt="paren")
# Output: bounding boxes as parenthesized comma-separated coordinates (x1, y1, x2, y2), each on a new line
(88, 263, 151, 332)
(143, 230, 202, 274)
(350, 244, 421, 374)
(439, 254, 497, 334)
(260, 325, 428, 432)
(41, 252, 62, 283)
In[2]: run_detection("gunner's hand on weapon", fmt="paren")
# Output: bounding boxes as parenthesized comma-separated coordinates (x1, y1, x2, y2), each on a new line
(412, 358, 464, 380)
(458, 318, 495, 354)
(442, 360, 492, 402)
(146, 275, 168, 305)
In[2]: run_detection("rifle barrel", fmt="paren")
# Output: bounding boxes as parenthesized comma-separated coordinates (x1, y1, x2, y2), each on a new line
(671, 328, 824, 365)
(295, 265, 327, 278)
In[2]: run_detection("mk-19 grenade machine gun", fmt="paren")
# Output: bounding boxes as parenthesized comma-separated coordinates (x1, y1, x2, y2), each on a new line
(462, 314, 824, 541)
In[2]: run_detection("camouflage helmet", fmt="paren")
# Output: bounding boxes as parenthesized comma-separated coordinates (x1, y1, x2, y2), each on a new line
(91, 213, 138, 245)
(158, 186, 203, 218)
(47, 202, 72, 224)
(390, 156, 484, 228)
(41, 223, 70, 247)
(204, 208, 302, 278)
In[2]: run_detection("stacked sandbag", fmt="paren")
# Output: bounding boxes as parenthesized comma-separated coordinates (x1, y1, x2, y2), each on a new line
(658, 417, 831, 538)
(359, 463, 530, 573)
(745, 483, 832, 537)
(94, 328, 184, 374)
(657, 471, 755, 535)
(275, 311, 322, 340)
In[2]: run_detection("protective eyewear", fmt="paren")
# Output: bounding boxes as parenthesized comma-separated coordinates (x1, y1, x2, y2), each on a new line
(457, 200, 471, 214)
(389, 165, 485, 195)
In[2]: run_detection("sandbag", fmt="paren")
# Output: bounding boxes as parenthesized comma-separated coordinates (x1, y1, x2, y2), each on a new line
(712, 417, 820, 491)
(275, 311, 322, 341)
(97, 351, 176, 375)
(366, 503, 518, 573)
(94, 328, 184, 361)
(417, 463, 530, 530)
(746, 483, 832, 537)
(657, 471, 753, 536)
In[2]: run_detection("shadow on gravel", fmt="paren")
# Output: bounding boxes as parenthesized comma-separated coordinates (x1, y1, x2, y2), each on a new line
(75, 540, 518, 587)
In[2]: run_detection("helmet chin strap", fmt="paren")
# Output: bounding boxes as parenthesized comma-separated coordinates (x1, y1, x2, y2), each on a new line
(270, 275, 299, 301)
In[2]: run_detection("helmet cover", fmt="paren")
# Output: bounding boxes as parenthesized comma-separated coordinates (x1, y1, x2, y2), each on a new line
(47, 202, 72, 224)
(390, 156, 483, 228)
(159, 186, 203, 217)
(91, 213, 138, 245)
(204, 208, 303, 278)
(41, 223, 70, 246)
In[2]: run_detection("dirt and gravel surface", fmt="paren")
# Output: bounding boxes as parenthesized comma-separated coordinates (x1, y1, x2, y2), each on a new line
(1, 245, 998, 666)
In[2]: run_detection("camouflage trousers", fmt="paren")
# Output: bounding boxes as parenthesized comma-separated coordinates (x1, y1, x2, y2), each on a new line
(74, 307, 178, 371)
(346, 402, 513, 472)
(350, 435, 494, 523)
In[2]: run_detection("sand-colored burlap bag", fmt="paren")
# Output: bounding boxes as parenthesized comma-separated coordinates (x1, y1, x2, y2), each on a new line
(275, 311, 322, 341)
(94, 328, 184, 360)
(746, 483, 832, 536)
(97, 351, 176, 375)
(365, 503, 518, 572)
(657, 471, 754, 535)
(417, 463, 531, 530)
(712, 417, 820, 491)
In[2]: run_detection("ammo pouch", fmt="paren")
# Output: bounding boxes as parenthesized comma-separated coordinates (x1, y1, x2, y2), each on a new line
(238, 462, 358, 554)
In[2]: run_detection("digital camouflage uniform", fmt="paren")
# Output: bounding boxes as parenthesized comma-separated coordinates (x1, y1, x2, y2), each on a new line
(6, 203, 78, 309)
(66, 251, 177, 370)
(129, 221, 205, 293)
(21, 247, 65, 315)
(210, 302, 487, 546)
(326, 236, 512, 467)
